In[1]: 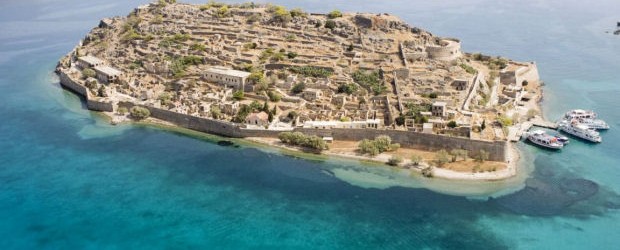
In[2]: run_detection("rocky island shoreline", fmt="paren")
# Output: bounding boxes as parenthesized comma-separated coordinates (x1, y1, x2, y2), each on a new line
(55, 1, 544, 181)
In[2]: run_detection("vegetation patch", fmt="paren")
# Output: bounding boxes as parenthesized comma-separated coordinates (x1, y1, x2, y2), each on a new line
(352, 70, 386, 95)
(289, 66, 334, 78)
(278, 132, 328, 151)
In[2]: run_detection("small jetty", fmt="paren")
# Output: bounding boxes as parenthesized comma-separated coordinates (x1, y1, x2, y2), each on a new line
(512, 117, 557, 142)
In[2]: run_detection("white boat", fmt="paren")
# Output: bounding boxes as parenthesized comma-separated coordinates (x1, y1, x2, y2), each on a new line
(564, 109, 597, 120)
(558, 121, 602, 143)
(576, 118, 610, 130)
(527, 130, 564, 149)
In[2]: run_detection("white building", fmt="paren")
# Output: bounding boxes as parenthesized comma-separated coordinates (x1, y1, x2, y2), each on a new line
(303, 119, 382, 129)
(93, 65, 122, 83)
(431, 101, 447, 117)
(203, 67, 251, 90)
(76, 56, 104, 69)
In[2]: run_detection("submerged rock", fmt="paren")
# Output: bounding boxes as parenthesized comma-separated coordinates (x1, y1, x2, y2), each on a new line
(493, 178, 599, 216)
(216, 140, 235, 147)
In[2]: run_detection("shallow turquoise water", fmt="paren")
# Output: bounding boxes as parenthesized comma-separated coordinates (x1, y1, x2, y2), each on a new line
(1, 0, 619, 249)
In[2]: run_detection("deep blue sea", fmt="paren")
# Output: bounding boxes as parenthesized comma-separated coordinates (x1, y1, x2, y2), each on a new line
(1, 0, 619, 249)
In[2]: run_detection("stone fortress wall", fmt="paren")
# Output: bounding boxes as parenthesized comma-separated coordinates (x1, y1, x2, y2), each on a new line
(114, 100, 506, 162)
(59, 70, 113, 112)
(61, 72, 506, 162)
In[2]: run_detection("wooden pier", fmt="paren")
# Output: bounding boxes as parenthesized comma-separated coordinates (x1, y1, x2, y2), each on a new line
(509, 117, 558, 142)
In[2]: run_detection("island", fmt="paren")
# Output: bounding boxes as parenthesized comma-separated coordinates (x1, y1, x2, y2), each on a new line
(55, 1, 544, 181)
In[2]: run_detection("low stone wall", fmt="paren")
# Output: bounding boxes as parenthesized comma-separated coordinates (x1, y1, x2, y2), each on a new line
(118, 101, 244, 138)
(296, 128, 506, 162)
(86, 99, 113, 112)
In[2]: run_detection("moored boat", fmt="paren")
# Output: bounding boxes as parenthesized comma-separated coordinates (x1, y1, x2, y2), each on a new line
(576, 118, 610, 130)
(527, 130, 564, 149)
(564, 109, 597, 120)
(558, 121, 602, 143)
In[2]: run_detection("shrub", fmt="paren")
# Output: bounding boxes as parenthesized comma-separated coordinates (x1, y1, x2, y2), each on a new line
(327, 10, 343, 19)
(290, 8, 307, 18)
(278, 132, 327, 151)
(434, 149, 451, 168)
(130, 106, 150, 120)
(428, 92, 438, 99)
(324, 20, 336, 29)
(352, 70, 386, 95)
(268, 91, 281, 102)
(190, 43, 206, 52)
(411, 155, 422, 166)
(216, 6, 230, 18)
(387, 156, 403, 166)
(82, 68, 96, 79)
(270, 6, 291, 23)
(291, 82, 306, 94)
(460, 63, 477, 74)
(117, 107, 128, 115)
(358, 136, 400, 156)
(233, 90, 244, 100)
(289, 66, 333, 78)
(211, 106, 221, 119)
(497, 115, 513, 127)
(337, 83, 359, 95)
(248, 71, 264, 83)
(476, 150, 489, 162)
(450, 149, 468, 162)
(447, 121, 457, 128)
(287, 52, 298, 59)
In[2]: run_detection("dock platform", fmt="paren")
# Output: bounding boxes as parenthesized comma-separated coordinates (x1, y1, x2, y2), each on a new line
(509, 117, 558, 142)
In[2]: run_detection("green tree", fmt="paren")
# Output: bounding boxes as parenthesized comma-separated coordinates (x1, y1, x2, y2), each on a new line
(97, 85, 107, 97)
(434, 149, 451, 168)
(481, 119, 486, 131)
(211, 106, 221, 119)
(262, 101, 270, 113)
(130, 106, 150, 120)
(476, 150, 489, 163)
(395, 114, 406, 126)
(450, 149, 468, 162)
(358, 139, 379, 156)
(447, 120, 457, 128)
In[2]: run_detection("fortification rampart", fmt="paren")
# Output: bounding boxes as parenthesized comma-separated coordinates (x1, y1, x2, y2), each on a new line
(61, 72, 506, 162)
(59, 70, 113, 112)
